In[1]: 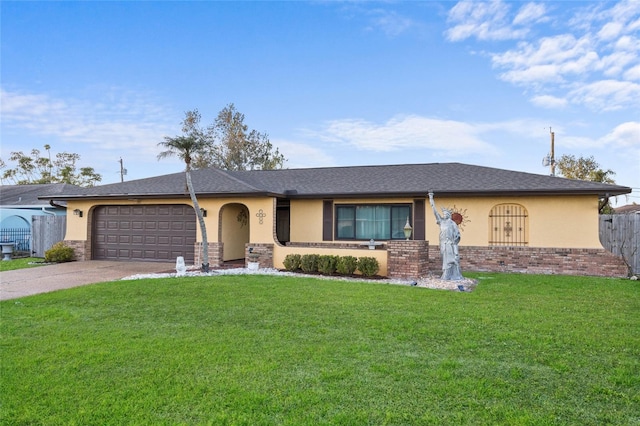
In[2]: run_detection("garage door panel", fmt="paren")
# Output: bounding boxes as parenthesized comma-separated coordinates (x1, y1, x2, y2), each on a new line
(106, 248, 119, 257)
(93, 204, 196, 263)
(155, 250, 170, 259)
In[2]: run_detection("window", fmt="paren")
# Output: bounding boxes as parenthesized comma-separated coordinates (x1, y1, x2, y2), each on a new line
(489, 203, 528, 246)
(336, 204, 411, 240)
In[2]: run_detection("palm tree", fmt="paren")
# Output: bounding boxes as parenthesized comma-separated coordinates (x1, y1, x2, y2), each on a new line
(157, 135, 209, 272)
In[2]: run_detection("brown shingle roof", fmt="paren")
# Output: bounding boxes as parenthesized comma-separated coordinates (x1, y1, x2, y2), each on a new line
(40, 163, 632, 201)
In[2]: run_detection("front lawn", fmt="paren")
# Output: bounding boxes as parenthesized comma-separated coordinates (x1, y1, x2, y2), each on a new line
(1, 273, 638, 425)
(0, 257, 47, 272)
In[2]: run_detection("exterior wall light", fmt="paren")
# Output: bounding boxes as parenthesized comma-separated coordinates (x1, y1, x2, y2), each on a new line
(73, 209, 83, 218)
(200, 208, 207, 217)
(403, 217, 412, 240)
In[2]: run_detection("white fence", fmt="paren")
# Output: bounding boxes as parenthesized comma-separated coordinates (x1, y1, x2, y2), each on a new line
(600, 213, 640, 276)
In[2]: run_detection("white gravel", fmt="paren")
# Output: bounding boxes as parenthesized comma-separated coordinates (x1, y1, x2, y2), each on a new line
(122, 266, 477, 292)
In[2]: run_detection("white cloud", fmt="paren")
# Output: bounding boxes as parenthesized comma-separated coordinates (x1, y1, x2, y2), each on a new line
(445, 0, 528, 41)
(600, 121, 640, 148)
(367, 9, 415, 37)
(559, 134, 602, 150)
(597, 21, 624, 41)
(311, 115, 503, 158)
(568, 80, 640, 111)
(624, 64, 640, 81)
(447, 0, 640, 111)
(492, 34, 599, 83)
(274, 139, 335, 169)
(531, 95, 568, 109)
(601, 51, 636, 77)
(614, 35, 640, 52)
(513, 2, 547, 26)
(500, 64, 562, 85)
(0, 87, 175, 159)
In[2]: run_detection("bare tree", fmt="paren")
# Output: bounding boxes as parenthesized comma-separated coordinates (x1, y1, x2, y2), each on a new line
(191, 104, 286, 171)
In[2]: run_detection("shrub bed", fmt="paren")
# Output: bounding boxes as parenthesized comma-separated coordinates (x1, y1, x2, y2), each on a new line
(283, 253, 382, 278)
(44, 241, 74, 263)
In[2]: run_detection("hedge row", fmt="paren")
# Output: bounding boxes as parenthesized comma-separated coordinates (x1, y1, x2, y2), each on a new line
(283, 254, 380, 277)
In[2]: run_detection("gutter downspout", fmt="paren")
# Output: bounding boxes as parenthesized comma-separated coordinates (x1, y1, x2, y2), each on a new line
(44, 199, 65, 215)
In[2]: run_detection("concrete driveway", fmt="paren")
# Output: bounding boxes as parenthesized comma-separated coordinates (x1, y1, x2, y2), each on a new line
(0, 260, 175, 301)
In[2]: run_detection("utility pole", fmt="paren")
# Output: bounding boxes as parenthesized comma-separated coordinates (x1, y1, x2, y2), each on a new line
(549, 128, 556, 177)
(118, 158, 127, 182)
(543, 128, 556, 176)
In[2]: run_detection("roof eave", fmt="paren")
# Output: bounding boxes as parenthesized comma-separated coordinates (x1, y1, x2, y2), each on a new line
(285, 188, 632, 199)
(39, 185, 632, 202)
(39, 190, 279, 202)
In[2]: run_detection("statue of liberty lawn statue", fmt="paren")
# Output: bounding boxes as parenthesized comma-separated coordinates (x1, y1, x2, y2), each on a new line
(428, 191, 464, 281)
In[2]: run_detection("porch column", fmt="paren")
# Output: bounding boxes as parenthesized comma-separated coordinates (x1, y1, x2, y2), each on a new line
(194, 242, 223, 268)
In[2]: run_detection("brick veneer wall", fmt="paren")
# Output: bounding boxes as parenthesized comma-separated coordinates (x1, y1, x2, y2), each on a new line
(245, 243, 274, 268)
(387, 240, 429, 280)
(194, 242, 223, 267)
(428, 245, 628, 277)
(66, 240, 91, 261)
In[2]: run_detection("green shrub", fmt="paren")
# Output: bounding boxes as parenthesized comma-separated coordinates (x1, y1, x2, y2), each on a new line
(357, 257, 380, 277)
(300, 254, 319, 273)
(336, 256, 358, 275)
(44, 241, 74, 263)
(317, 255, 339, 275)
(283, 254, 302, 271)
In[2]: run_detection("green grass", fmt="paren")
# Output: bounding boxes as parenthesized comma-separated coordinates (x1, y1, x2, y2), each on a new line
(1, 273, 638, 425)
(0, 257, 47, 272)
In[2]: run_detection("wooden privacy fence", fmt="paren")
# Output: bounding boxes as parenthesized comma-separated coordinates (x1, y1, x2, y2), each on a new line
(31, 215, 67, 258)
(600, 213, 640, 276)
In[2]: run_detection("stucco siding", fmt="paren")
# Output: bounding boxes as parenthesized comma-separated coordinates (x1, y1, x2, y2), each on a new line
(423, 195, 601, 249)
(290, 200, 324, 242)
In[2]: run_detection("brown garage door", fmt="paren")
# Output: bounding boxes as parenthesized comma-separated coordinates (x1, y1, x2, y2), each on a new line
(93, 205, 197, 263)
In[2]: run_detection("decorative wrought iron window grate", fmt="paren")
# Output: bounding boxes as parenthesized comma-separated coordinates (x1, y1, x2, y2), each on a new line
(489, 204, 528, 246)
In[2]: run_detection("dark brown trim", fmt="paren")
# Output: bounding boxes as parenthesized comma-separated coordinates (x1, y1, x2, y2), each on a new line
(322, 200, 333, 241)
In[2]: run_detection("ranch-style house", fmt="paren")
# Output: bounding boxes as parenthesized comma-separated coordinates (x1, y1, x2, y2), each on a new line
(41, 163, 633, 278)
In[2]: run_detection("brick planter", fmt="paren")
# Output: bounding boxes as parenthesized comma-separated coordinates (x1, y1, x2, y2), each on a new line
(387, 240, 429, 280)
(245, 243, 274, 269)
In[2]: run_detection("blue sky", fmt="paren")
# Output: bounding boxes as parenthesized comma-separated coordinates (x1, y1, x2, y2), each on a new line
(2, 1, 639, 205)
